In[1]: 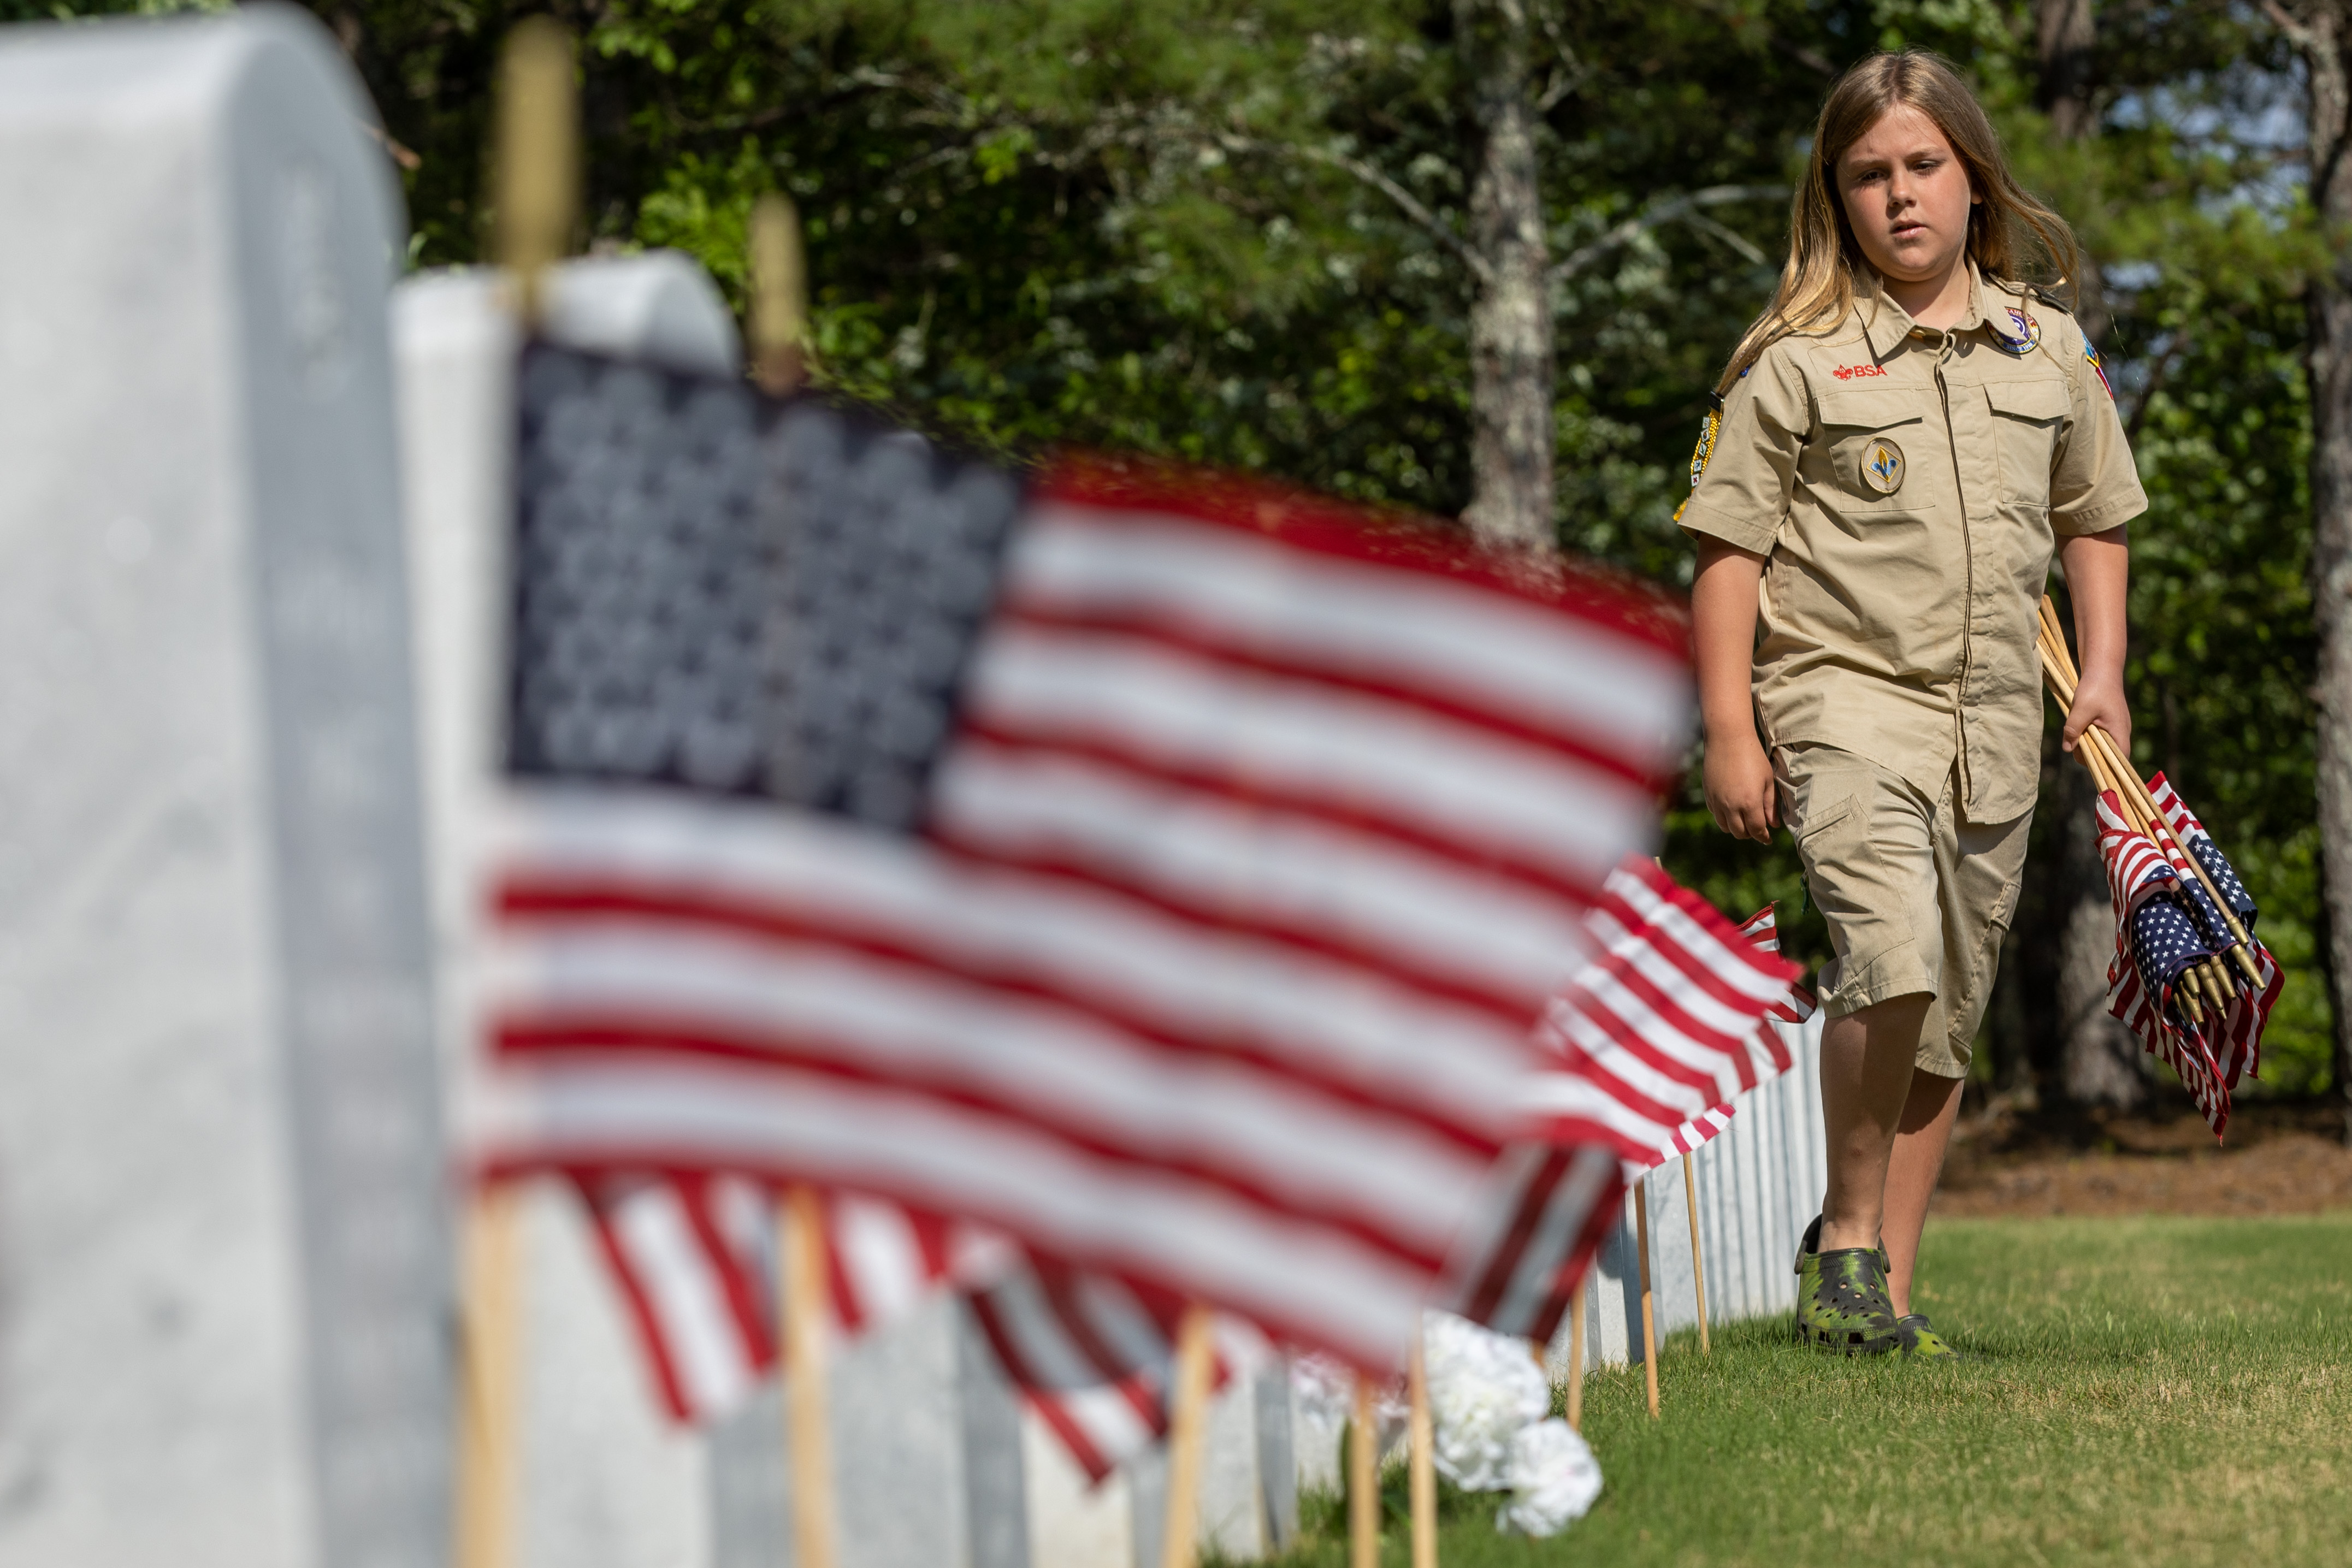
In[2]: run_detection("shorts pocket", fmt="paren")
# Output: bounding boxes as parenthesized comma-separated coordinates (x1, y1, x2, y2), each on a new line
(1791, 791, 1855, 847)
(1991, 872, 2024, 933)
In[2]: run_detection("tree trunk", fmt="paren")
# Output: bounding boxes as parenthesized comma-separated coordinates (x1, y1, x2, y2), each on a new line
(2292, 2, 2352, 1145)
(2034, 0, 2097, 141)
(1455, 0, 1553, 552)
(2031, 0, 2147, 1108)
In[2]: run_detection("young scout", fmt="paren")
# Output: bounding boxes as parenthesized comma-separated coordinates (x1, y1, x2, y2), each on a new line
(1677, 51, 2144, 1356)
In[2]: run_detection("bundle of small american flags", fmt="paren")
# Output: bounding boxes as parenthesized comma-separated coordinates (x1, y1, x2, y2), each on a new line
(2095, 777, 2281, 1140)
(465, 338, 1806, 1484)
(2038, 597, 2280, 1142)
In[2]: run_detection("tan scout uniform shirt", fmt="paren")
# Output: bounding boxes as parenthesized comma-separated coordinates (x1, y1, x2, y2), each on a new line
(1677, 264, 2147, 824)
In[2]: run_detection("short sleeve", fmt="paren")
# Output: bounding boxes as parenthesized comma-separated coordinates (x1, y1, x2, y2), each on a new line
(2048, 313, 2148, 537)
(1676, 346, 1808, 556)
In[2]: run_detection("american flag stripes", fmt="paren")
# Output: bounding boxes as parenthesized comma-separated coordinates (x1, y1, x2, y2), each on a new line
(473, 343, 1693, 1371)
(1438, 1142, 1625, 1343)
(2093, 791, 2178, 916)
(578, 1180, 973, 1424)
(1467, 873, 1802, 1341)
(965, 1255, 1264, 1483)
(1521, 859, 1802, 1167)
(580, 1172, 781, 1423)
(1734, 905, 1816, 1025)
(2215, 944, 2284, 1089)
(1618, 903, 1809, 1176)
(1656, 1104, 1737, 1161)
(2148, 773, 2259, 922)
(579, 1175, 1251, 1483)
(2105, 952, 2230, 1139)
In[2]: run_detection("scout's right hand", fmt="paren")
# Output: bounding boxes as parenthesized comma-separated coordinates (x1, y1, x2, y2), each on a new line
(1703, 732, 1778, 843)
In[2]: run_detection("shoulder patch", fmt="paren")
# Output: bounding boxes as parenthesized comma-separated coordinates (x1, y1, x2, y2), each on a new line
(1671, 400, 1724, 524)
(2083, 339, 2114, 398)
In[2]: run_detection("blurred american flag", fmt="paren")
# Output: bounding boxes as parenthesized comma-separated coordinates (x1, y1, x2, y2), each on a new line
(470, 342, 1694, 1369)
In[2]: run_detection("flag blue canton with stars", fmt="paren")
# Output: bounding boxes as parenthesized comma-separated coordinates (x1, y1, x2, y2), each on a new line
(2129, 895, 2214, 1021)
(2185, 835, 2258, 930)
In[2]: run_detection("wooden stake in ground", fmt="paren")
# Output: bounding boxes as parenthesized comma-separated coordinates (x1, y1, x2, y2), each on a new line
(1681, 1149, 1710, 1356)
(452, 1185, 523, 1568)
(491, 16, 577, 326)
(1160, 1305, 1216, 1568)
(1350, 1372, 1380, 1568)
(1633, 1175, 1659, 1419)
(453, 26, 576, 1567)
(781, 1185, 838, 1568)
(748, 191, 809, 395)
(1408, 1326, 1438, 1568)
(1564, 1289, 1586, 1431)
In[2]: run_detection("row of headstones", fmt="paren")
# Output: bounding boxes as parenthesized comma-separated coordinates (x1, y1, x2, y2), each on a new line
(0, 10, 1827, 1565)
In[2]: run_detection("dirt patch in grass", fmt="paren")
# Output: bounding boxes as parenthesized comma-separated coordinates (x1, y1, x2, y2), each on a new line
(1936, 1094, 2352, 1217)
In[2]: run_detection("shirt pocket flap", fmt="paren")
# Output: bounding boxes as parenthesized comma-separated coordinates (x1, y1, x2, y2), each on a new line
(1984, 378, 2069, 421)
(1816, 388, 1929, 430)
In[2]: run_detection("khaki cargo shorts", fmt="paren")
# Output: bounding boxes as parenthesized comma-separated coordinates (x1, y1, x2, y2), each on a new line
(1774, 743, 2031, 1078)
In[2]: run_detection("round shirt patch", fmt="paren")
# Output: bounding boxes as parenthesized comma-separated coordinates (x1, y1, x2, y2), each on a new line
(1862, 437, 1905, 495)
(1991, 308, 2042, 357)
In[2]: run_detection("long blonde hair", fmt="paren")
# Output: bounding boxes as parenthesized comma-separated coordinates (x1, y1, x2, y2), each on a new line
(1717, 50, 2082, 394)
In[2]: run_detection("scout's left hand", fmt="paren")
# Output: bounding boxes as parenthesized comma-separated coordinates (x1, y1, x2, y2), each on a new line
(2063, 668, 2132, 757)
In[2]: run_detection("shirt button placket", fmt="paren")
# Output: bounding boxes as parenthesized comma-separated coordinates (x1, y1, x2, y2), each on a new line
(1929, 327, 1976, 809)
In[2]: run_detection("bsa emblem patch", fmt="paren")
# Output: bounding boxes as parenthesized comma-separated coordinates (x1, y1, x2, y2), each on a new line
(1991, 308, 2041, 357)
(2084, 340, 2114, 397)
(1861, 437, 1905, 496)
(1671, 403, 1723, 524)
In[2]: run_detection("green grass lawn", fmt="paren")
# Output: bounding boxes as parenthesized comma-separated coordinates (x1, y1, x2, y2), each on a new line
(1269, 1214, 2352, 1567)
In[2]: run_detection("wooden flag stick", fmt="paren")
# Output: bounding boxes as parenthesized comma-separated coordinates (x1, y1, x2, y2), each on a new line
(2037, 597, 2264, 987)
(1564, 1290, 1586, 1432)
(749, 191, 810, 395)
(1160, 1305, 1216, 1568)
(1350, 1372, 1380, 1568)
(1681, 1150, 1710, 1356)
(453, 31, 575, 1563)
(452, 1185, 523, 1568)
(1633, 1177, 1659, 1419)
(781, 1185, 838, 1568)
(491, 16, 577, 325)
(1408, 1326, 1438, 1568)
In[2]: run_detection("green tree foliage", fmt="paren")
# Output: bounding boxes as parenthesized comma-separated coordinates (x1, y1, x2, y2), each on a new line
(24, 0, 2316, 1096)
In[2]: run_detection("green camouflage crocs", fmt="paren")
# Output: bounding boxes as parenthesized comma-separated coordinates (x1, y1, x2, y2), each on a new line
(1896, 1312, 1964, 1360)
(1793, 1215, 1900, 1355)
(1793, 1214, 1823, 1340)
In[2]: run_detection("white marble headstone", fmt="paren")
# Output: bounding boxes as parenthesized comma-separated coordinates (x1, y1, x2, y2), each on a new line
(0, 9, 448, 1566)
